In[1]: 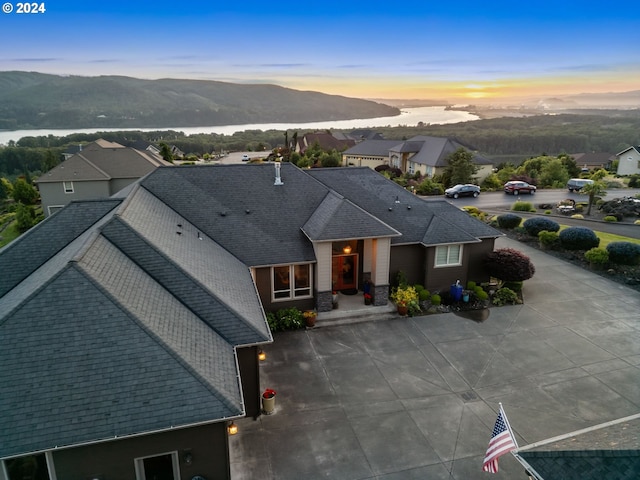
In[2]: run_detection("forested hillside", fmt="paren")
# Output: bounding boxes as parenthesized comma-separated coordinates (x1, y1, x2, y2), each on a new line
(0, 71, 399, 129)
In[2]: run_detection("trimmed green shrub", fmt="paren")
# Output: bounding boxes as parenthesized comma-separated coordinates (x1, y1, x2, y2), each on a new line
(418, 289, 431, 302)
(511, 201, 534, 212)
(414, 284, 425, 292)
(544, 210, 552, 214)
(502, 281, 523, 292)
(474, 287, 489, 301)
(603, 215, 618, 222)
(538, 230, 560, 248)
(266, 307, 305, 332)
(571, 214, 584, 219)
(492, 287, 518, 306)
(523, 217, 560, 237)
(466, 280, 477, 290)
(430, 294, 442, 306)
(635, 220, 640, 225)
(484, 248, 536, 282)
(606, 242, 640, 265)
(496, 213, 522, 229)
(584, 247, 609, 265)
(558, 227, 600, 251)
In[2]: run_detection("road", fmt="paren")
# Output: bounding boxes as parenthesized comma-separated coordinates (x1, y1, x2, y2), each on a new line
(427, 189, 640, 239)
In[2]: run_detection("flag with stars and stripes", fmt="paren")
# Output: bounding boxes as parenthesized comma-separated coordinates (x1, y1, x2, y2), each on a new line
(482, 405, 518, 473)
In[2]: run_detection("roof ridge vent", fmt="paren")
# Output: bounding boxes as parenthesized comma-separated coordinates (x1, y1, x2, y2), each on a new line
(274, 162, 284, 186)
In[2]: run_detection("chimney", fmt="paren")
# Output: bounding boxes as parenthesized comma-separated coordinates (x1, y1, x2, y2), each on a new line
(274, 162, 284, 186)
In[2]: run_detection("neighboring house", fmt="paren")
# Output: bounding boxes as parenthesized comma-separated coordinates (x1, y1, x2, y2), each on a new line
(616, 145, 640, 176)
(294, 132, 356, 154)
(333, 129, 385, 142)
(513, 413, 640, 479)
(0, 189, 272, 479)
(36, 139, 171, 217)
(570, 152, 615, 171)
(342, 135, 494, 182)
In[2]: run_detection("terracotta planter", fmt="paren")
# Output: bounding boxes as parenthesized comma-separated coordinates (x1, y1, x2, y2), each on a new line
(397, 304, 408, 316)
(305, 314, 316, 327)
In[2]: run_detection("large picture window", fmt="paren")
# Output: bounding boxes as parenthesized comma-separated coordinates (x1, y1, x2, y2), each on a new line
(272, 264, 312, 300)
(435, 244, 462, 267)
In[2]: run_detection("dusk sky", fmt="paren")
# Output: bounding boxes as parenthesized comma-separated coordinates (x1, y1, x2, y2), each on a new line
(2, 0, 639, 102)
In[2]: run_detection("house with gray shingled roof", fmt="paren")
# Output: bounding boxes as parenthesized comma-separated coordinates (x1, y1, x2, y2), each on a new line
(342, 135, 494, 182)
(1, 161, 501, 478)
(0, 185, 272, 478)
(36, 138, 171, 217)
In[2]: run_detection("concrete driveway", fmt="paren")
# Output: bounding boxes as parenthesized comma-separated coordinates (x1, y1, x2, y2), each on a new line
(230, 237, 640, 479)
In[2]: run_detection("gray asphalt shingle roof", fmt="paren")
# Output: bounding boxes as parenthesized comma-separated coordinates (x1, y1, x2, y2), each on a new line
(0, 182, 271, 459)
(307, 167, 501, 245)
(514, 415, 640, 480)
(36, 139, 169, 184)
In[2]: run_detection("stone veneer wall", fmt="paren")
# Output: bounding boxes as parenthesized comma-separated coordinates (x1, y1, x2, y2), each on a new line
(317, 291, 333, 312)
(373, 284, 389, 306)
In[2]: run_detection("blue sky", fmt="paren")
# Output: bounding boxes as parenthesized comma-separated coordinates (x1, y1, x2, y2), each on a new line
(2, 0, 639, 102)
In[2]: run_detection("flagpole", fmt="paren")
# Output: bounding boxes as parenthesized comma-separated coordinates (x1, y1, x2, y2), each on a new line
(499, 402, 519, 449)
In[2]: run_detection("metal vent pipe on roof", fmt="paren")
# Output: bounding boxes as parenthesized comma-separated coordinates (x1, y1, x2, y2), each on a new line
(274, 162, 284, 185)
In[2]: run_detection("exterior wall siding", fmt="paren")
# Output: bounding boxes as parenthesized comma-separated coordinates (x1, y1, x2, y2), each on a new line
(389, 244, 425, 286)
(51, 422, 230, 480)
(39, 180, 111, 217)
(617, 149, 640, 175)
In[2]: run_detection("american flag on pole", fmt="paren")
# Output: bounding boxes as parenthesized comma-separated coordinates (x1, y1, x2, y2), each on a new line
(482, 404, 518, 473)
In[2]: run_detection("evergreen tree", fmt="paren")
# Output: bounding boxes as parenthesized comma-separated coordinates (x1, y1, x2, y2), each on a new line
(442, 148, 478, 186)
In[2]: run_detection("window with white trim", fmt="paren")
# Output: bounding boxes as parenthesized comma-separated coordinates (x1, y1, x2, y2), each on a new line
(134, 451, 179, 480)
(63, 181, 74, 193)
(435, 244, 462, 267)
(272, 264, 312, 300)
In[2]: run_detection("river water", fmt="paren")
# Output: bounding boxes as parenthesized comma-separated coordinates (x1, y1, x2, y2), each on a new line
(0, 106, 478, 145)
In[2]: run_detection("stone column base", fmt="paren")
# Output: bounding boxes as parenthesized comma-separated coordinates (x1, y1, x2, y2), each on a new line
(373, 284, 389, 306)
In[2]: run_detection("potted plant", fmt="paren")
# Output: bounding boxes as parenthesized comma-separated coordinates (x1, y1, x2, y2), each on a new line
(363, 293, 372, 305)
(390, 284, 418, 315)
(303, 310, 317, 327)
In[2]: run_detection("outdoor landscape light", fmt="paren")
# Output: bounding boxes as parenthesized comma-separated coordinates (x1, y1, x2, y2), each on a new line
(227, 421, 238, 435)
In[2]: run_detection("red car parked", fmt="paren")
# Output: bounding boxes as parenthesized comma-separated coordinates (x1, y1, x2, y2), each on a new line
(504, 181, 536, 195)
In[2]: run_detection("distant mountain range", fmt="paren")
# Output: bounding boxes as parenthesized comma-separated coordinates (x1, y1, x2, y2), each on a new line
(0, 71, 400, 130)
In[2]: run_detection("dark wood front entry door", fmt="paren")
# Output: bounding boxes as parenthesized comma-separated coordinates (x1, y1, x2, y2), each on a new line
(332, 254, 357, 290)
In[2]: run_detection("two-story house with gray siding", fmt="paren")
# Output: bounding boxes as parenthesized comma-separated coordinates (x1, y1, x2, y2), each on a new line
(36, 139, 171, 217)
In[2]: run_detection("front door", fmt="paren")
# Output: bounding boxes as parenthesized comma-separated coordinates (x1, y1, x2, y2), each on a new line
(332, 254, 358, 291)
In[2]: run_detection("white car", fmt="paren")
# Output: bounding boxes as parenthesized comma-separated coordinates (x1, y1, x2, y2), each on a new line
(241, 154, 250, 162)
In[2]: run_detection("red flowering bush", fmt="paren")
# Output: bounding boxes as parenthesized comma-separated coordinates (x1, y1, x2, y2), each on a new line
(484, 248, 535, 282)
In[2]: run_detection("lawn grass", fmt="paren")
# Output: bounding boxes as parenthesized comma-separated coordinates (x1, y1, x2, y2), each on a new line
(0, 221, 20, 248)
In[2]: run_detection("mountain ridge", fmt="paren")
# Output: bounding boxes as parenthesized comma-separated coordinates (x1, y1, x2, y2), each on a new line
(0, 71, 400, 130)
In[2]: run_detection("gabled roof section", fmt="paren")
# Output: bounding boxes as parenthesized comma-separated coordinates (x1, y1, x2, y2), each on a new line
(404, 135, 492, 167)
(343, 139, 403, 157)
(110, 187, 271, 344)
(302, 191, 400, 241)
(0, 260, 243, 458)
(514, 414, 640, 480)
(0, 199, 122, 297)
(307, 167, 501, 245)
(37, 139, 170, 184)
(140, 164, 330, 266)
(616, 145, 640, 156)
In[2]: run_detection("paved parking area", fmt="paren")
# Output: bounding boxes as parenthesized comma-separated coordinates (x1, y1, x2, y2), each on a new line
(230, 238, 640, 479)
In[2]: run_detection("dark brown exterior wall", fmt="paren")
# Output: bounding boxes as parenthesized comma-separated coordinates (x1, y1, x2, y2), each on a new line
(52, 422, 230, 480)
(389, 245, 426, 286)
(237, 346, 261, 419)
(424, 239, 496, 292)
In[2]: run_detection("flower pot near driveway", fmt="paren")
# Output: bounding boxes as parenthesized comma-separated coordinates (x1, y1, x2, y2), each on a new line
(397, 304, 408, 316)
(262, 388, 276, 415)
